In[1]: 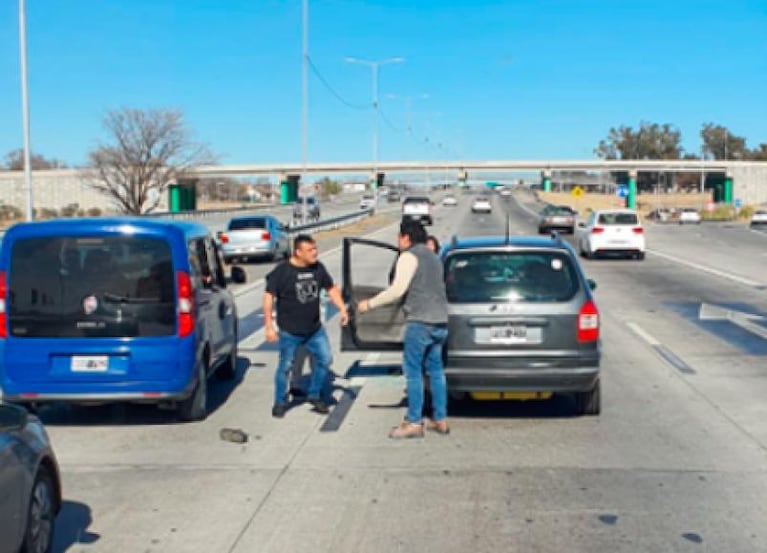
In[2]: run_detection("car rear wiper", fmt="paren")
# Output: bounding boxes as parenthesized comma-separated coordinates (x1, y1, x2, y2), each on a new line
(103, 293, 159, 304)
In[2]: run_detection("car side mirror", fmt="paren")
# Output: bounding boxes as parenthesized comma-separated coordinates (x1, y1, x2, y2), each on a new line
(0, 403, 28, 431)
(231, 266, 247, 284)
(587, 279, 597, 291)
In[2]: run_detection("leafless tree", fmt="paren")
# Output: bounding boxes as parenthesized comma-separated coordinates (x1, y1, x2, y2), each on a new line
(85, 108, 215, 214)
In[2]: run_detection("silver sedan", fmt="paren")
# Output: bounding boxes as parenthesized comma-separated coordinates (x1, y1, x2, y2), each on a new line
(0, 403, 61, 553)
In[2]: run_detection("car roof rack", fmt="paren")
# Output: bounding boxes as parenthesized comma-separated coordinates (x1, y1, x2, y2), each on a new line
(450, 234, 459, 249)
(505, 215, 511, 244)
(550, 229, 564, 246)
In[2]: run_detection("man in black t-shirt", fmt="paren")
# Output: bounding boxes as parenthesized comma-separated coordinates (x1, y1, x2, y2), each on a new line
(263, 234, 349, 418)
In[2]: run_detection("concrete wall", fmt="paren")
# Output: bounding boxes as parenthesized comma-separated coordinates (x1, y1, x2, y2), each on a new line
(732, 165, 767, 206)
(0, 169, 168, 214)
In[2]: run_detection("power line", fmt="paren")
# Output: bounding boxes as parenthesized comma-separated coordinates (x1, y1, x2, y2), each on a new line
(378, 108, 404, 134)
(307, 56, 368, 110)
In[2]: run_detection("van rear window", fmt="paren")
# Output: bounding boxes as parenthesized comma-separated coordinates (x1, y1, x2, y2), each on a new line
(8, 236, 176, 337)
(445, 251, 579, 303)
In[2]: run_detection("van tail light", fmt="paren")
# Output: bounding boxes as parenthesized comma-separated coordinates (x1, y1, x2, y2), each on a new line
(590, 227, 604, 234)
(632, 227, 644, 234)
(262, 232, 271, 240)
(577, 300, 599, 343)
(0, 271, 6, 339)
(176, 271, 194, 337)
(218, 233, 229, 244)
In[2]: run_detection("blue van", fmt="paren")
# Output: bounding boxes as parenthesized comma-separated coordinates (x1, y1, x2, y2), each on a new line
(0, 218, 242, 421)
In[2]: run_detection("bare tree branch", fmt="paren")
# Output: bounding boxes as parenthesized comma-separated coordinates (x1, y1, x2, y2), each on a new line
(83, 108, 216, 214)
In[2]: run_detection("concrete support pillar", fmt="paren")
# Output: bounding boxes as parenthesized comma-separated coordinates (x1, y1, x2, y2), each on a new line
(723, 172, 733, 205)
(627, 169, 638, 209)
(280, 174, 299, 205)
(458, 169, 468, 187)
(541, 170, 552, 192)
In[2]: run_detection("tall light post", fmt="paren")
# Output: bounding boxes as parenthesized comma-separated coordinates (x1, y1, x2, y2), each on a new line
(18, 0, 33, 221)
(385, 93, 429, 136)
(300, 0, 309, 223)
(345, 56, 404, 190)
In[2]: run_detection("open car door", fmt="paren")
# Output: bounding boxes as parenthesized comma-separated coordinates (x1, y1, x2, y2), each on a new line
(341, 237, 406, 351)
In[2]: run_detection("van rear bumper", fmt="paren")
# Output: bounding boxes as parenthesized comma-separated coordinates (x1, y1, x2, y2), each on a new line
(0, 376, 196, 404)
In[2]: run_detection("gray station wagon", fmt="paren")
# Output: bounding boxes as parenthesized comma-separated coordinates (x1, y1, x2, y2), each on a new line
(341, 233, 601, 415)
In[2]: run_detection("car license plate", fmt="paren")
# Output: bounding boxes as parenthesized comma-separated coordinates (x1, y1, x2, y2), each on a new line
(475, 326, 541, 344)
(71, 356, 109, 372)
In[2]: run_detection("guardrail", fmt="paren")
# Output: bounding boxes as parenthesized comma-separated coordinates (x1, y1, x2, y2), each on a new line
(143, 203, 275, 220)
(286, 207, 374, 235)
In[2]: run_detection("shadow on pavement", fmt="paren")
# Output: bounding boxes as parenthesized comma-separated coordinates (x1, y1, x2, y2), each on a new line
(53, 500, 100, 553)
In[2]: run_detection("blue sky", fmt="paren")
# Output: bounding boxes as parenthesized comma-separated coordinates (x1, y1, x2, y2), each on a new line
(1, 0, 766, 166)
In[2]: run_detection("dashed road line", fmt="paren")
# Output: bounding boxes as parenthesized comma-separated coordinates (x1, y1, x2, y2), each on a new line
(626, 321, 696, 375)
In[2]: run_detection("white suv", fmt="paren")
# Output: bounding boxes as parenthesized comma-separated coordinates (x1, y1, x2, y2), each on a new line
(401, 196, 433, 225)
(577, 209, 645, 260)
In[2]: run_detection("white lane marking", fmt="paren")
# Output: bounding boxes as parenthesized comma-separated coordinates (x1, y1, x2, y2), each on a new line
(699, 303, 767, 341)
(625, 321, 661, 346)
(646, 249, 764, 288)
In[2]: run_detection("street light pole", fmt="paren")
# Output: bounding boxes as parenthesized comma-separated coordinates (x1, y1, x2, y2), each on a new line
(18, 0, 33, 221)
(300, 0, 309, 224)
(345, 56, 404, 191)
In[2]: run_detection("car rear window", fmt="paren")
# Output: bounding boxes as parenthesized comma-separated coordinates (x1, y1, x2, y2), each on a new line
(445, 251, 580, 303)
(229, 218, 267, 230)
(8, 236, 176, 338)
(598, 212, 638, 225)
(403, 197, 429, 204)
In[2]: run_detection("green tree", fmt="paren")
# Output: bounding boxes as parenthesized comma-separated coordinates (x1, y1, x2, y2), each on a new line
(595, 122, 683, 160)
(700, 123, 749, 160)
(317, 177, 341, 197)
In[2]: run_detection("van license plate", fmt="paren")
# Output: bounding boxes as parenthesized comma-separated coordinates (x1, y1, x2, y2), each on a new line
(71, 356, 108, 372)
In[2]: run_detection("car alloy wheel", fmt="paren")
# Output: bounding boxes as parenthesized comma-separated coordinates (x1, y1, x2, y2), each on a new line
(22, 467, 55, 553)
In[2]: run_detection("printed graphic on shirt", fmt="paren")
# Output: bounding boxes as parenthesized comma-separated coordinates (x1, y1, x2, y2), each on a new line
(295, 273, 319, 304)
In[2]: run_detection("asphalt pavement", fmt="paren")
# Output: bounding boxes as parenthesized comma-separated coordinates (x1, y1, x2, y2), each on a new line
(38, 190, 767, 553)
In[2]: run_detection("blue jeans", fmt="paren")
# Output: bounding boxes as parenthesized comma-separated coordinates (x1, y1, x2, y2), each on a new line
(403, 322, 448, 424)
(274, 327, 332, 405)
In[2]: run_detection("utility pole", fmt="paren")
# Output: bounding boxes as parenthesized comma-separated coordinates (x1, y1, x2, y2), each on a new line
(19, 0, 33, 221)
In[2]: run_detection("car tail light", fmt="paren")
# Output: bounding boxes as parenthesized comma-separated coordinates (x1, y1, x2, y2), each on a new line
(176, 271, 194, 337)
(632, 227, 643, 234)
(262, 232, 271, 240)
(0, 271, 6, 339)
(219, 233, 229, 244)
(590, 227, 604, 234)
(577, 300, 599, 343)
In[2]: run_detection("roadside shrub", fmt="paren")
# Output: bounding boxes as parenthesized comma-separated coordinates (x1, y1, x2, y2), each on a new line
(39, 208, 59, 219)
(87, 207, 103, 217)
(0, 204, 23, 220)
(60, 203, 80, 217)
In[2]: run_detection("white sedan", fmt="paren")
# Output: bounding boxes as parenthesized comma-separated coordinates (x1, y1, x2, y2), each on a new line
(678, 208, 701, 225)
(442, 195, 458, 206)
(471, 197, 492, 213)
(751, 209, 767, 227)
(577, 209, 645, 260)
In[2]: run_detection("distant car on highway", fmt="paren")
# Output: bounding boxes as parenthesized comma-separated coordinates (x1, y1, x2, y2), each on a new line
(402, 196, 433, 225)
(341, 233, 601, 415)
(471, 196, 492, 214)
(442, 194, 458, 207)
(218, 215, 290, 263)
(293, 196, 320, 222)
(0, 403, 61, 553)
(678, 208, 702, 225)
(749, 209, 767, 227)
(577, 209, 645, 260)
(387, 189, 402, 203)
(538, 205, 576, 234)
(359, 194, 376, 210)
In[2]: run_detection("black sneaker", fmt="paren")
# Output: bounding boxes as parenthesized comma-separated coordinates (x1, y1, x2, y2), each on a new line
(307, 398, 330, 414)
(271, 403, 287, 418)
